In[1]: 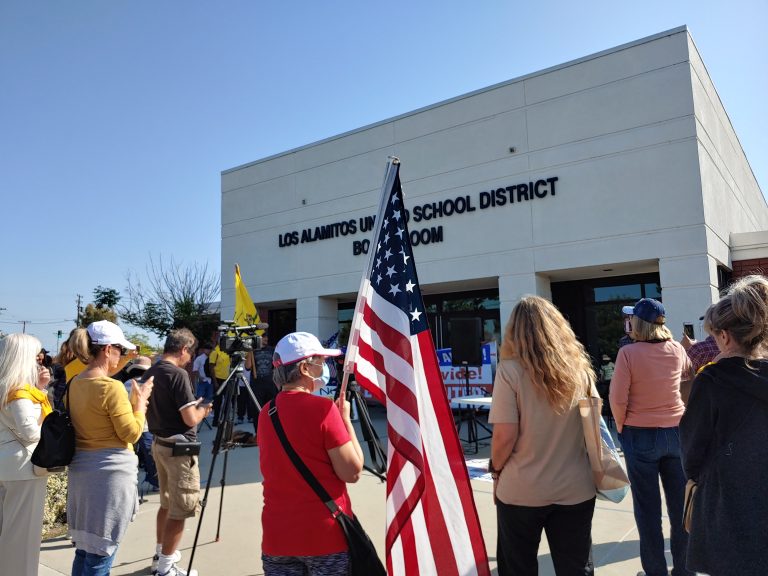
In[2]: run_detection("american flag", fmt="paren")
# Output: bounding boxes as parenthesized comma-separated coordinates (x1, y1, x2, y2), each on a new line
(345, 161, 490, 575)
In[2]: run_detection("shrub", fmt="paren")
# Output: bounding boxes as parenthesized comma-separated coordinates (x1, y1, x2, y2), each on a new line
(42, 473, 68, 537)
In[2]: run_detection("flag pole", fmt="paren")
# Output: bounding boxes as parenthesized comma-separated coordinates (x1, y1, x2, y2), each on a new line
(340, 157, 400, 400)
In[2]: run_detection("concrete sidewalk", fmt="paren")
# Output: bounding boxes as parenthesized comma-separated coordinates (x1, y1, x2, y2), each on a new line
(40, 408, 672, 575)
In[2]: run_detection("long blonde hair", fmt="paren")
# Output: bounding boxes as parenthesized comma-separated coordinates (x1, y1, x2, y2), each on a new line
(56, 328, 90, 366)
(0, 334, 42, 406)
(500, 296, 595, 413)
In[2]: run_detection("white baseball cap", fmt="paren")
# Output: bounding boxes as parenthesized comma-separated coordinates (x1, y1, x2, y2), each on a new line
(87, 320, 136, 350)
(273, 332, 341, 367)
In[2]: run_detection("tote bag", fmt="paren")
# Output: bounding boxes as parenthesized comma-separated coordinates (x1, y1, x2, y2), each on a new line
(578, 397, 630, 503)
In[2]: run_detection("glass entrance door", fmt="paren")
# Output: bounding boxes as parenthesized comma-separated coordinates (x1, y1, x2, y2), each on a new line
(551, 273, 661, 367)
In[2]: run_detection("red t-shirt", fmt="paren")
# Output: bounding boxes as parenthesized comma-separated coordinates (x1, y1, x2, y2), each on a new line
(258, 391, 352, 556)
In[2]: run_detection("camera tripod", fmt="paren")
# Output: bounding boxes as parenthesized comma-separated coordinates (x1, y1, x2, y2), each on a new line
(335, 377, 387, 481)
(187, 350, 262, 574)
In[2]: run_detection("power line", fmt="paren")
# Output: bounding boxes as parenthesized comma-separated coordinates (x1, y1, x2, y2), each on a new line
(0, 319, 75, 325)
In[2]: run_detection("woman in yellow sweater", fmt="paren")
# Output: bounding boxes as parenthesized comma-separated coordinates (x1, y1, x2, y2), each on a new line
(67, 320, 154, 576)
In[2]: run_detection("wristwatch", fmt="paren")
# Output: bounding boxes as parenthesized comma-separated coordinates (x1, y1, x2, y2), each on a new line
(488, 459, 501, 480)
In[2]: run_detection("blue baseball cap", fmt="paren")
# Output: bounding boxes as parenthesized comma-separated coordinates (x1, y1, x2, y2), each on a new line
(633, 298, 666, 324)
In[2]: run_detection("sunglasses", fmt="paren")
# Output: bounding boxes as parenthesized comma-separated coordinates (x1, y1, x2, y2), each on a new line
(110, 344, 128, 356)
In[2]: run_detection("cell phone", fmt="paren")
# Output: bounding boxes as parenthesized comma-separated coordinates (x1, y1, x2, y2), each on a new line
(683, 323, 695, 339)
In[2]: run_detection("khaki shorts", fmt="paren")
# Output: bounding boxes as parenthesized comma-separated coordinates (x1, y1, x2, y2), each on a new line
(151, 441, 201, 520)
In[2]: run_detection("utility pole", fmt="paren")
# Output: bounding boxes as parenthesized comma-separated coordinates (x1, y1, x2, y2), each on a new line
(18, 320, 29, 333)
(76, 294, 83, 326)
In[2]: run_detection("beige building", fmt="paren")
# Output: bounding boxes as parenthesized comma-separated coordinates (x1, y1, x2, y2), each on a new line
(220, 26, 766, 365)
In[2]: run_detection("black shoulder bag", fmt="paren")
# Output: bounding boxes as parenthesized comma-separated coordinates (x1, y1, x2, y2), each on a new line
(31, 379, 76, 471)
(268, 400, 386, 576)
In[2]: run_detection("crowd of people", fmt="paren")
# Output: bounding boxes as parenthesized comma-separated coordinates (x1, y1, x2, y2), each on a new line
(1, 275, 767, 575)
(489, 275, 768, 576)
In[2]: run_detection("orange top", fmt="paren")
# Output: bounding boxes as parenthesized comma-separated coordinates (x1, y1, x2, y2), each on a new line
(610, 340, 691, 432)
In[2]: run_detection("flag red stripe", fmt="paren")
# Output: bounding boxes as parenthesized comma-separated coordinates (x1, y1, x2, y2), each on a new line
(352, 369, 387, 404)
(357, 335, 420, 424)
(385, 423, 424, 474)
(362, 301, 413, 364)
(421, 457, 460, 576)
(399, 518, 420, 575)
(386, 455, 425, 551)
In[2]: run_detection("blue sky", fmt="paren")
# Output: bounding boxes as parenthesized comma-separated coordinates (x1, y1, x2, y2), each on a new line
(1, 1, 766, 352)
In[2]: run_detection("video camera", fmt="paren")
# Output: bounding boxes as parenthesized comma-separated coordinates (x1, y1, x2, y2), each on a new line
(218, 322, 269, 355)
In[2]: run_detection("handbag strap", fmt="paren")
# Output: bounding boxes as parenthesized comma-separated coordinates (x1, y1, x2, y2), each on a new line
(267, 397, 342, 518)
(60, 377, 73, 414)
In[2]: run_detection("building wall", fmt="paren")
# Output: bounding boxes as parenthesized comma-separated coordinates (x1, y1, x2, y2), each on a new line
(731, 231, 768, 280)
(221, 27, 766, 342)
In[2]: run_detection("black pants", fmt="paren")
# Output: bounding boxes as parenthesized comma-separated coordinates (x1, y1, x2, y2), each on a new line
(211, 380, 236, 426)
(251, 376, 277, 434)
(236, 383, 257, 421)
(496, 497, 595, 576)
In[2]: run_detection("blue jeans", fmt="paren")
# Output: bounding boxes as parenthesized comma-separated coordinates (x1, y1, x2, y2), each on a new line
(137, 431, 158, 487)
(618, 426, 693, 576)
(196, 380, 213, 403)
(72, 548, 116, 576)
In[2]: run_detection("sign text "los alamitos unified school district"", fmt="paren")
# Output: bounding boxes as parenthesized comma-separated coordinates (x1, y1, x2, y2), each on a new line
(277, 176, 559, 255)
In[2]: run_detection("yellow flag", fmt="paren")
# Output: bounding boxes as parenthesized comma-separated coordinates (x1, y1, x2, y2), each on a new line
(234, 264, 263, 334)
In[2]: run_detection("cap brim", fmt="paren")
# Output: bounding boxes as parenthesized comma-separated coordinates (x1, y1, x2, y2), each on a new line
(273, 347, 342, 367)
(622, 306, 635, 315)
(320, 347, 342, 357)
(119, 338, 137, 351)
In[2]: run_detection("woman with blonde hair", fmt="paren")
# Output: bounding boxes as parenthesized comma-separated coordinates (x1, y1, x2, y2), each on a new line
(681, 275, 768, 575)
(489, 296, 597, 575)
(66, 321, 154, 576)
(610, 298, 693, 576)
(0, 333, 52, 575)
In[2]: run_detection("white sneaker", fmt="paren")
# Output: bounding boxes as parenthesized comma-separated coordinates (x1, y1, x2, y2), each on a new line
(158, 564, 197, 576)
(151, 550, 182, 575)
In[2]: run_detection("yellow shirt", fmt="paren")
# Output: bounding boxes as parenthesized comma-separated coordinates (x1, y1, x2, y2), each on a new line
(67, 375, 144, 450)
(208, 346, 231, 380)
(65, 358, 87, 382)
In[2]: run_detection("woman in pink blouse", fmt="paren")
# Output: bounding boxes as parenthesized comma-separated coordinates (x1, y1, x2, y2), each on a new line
(610, 298, 693, 576)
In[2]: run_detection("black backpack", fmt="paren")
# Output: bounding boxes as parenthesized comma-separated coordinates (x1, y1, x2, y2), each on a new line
(31, 381, 75, 470)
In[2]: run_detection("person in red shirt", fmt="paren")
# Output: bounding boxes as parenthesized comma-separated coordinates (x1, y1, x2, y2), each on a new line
(258, 332, 363, 575)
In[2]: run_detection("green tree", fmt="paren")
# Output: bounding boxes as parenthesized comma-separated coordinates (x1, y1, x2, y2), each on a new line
(124, 332, 161, 355)
(79, 286, 122, 326)
(93, 286, 121, 309)
(80, 303, 118, 326)
(120, 255, 220, 341)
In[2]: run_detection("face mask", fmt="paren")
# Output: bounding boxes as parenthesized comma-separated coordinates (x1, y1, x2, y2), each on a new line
(312, 362, 330, 391)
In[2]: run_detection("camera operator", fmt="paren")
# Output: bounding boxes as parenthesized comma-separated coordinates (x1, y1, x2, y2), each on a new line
(245, 334, 276, 437)
(145, 328, 212, 576)
(207, 336, 231, 427)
